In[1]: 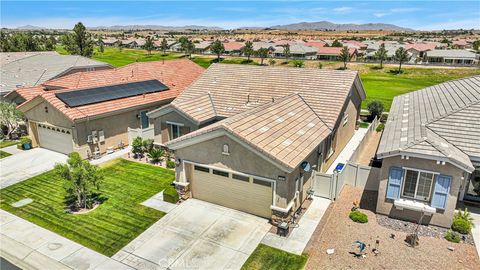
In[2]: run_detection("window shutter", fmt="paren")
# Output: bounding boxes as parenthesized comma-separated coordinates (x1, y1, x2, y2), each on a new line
(386, 167, 403, 200)
(431, 175, 452, 209)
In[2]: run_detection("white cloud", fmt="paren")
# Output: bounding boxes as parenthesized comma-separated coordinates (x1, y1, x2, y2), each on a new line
(418, 18, 480, 30)
(333, 7, 352, 14)
(374, 13, 389, 18)
(390, 8, 421, 13)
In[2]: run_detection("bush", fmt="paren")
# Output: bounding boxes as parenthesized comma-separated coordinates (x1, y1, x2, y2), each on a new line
(166, 160, 176, 169)
(451, 208, 475, 234)
(444, 231, 461, 243)
(291, 60, 304, 68)
(147, 148, 164, 164)
(376, 123, 385, 132)
(349, 210, 368, 223)
(163, 186, 179, 204)
(367, 100, 385, 121)
(142, 139, 154, 153)
(17, 136, 32, 149)
(131, 137, 144, 157)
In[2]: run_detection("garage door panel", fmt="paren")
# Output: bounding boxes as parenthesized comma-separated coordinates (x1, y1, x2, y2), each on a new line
(37, 124, 73, 155)
(192, 169, 272, 218)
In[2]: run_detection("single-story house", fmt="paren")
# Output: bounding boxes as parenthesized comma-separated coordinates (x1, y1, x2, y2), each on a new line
(1, 54, 112, 97)
(12, 60, 204, 158)
(375, 76, 480, 228)
(154, 39, 178, 50)
(273, 44, 318, 59)
(103, 38, 121, 47)
(0, 51, 58, 65)
(223, 42, 245, 55)
(406, 43, 438, 60)
(193, 41, 212, 54)
(304, 41, 327, 50)
(317, 47, 358, 61)
(425, 49, 478, 65)
(147, 64, 366, 219)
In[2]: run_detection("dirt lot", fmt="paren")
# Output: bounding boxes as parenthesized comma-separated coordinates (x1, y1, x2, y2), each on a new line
(304, 186, 479, 270)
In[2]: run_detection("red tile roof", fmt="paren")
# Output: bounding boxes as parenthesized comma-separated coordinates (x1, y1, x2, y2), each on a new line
(17, 59, 204, 122)
(222, 42, 244, 51)
(317, 47, 357, 56)
(304, 41, 327, 49)
(406, 43, 438, 52)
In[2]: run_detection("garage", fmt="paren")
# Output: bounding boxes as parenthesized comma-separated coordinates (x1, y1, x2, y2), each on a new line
(37, 123, 73, 155)
(190, 164, 274, 218)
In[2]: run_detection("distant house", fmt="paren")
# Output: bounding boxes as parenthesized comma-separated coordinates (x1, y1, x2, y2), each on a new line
(223, 42, 245, 55)
(304, 40, 327, 49)
(10, 60, 204, 158)
(273, 44, 318, 59)
(194, 41, 212, 54)
(425, 49, 478, 65)
(103, 38, 121, 47)
(364, 44, 406, 62)
(375, 76, 480, 228)
(1, 54, 112, 97)
(342, 40, 368, 50)
(452, 39, 469, 49)
(317, 47, 358, 61)
(252, 42, 276, 53)
(406, 43, 439, 61)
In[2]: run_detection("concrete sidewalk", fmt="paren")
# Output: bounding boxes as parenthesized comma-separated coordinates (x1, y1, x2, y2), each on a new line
(0, 210, 132, 270)
(468, 207, 480, 259)
(326, 127, 369, 174)
(261, 197, 331, 255)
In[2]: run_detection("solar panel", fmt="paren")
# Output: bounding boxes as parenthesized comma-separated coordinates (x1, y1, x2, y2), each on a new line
(55, 80, 169, 107)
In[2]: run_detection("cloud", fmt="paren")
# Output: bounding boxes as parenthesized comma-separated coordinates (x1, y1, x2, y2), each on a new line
(374, 13, 389, 18)
(390, 8, 421, 13)
(333, 7, 352, 14)
(418, 18, 480, 30)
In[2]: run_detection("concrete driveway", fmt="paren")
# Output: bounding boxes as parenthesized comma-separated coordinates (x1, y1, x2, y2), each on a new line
(114, 199, 271, 270)
(0, 148, 67, 189)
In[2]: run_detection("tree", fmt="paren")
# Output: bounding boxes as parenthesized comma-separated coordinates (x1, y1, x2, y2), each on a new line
(317, 61, 323, 69)
(45, 36, 57, 51)
(97, 37, 104, 53)
(394, 47, 410, 73)
(256, 47, 269, 65)
(210, 39, 225, 62)
(179, 36, 190, 55)
(268, 59, 276, 66)
(0, 101, 23, 139)
(284, 43, 291, 62)
(374, 43, 387, 68)
(62, 22, 94, 57)
(331, 39, 343, 47)
(473, 40, 480, 52)
(160, 38, 169, 55)
(143, 36, 154, 54)
(184, 40, 195, 58)
(367, 100, 384, 121)
(339, 46, 351, 69)
(54, 152, 103, 210)
(242, 41, 254, 61)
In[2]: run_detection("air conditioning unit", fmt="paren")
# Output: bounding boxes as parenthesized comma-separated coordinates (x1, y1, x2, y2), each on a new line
(91, 130, 98, 143)
(98, 130, 105, 143)
(87, 135, 93, 144)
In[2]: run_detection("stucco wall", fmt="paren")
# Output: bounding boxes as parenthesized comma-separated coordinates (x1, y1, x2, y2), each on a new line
(151, 110, 198, 144)
(376, 156, 464, 228)
(24, 101, 74, 129)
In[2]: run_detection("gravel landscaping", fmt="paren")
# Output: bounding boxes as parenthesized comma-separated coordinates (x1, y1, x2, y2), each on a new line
(304, 186, 479, 270)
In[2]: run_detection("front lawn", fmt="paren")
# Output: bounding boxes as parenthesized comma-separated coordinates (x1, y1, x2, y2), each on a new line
(241, 244, 308, 270)
(0, 140, 18, 148)
(0, 158, 174, 256)
(0, 150, 11, 159)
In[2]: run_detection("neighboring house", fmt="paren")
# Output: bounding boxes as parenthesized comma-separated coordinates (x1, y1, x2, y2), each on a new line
(0, 51, 58, 65)
(304, 41, 327, 50)
(425, 49, 478, 65)
(1, 54, 112, 97)
(11, 60, 204, 158)
(103, 38, 121, 47)
(342, 40, 368, 50)
(252, 42, 276, 53)
(273, 44, 318, 59)
(364, 44, 406, 62)
(147, 64, 366, 219)
(193, 41, 212, 54)
(317, 47, 358, 61)
(406, 43, 438, 61)
(223, 42, 245, 55)
(375, 76, 480, 228)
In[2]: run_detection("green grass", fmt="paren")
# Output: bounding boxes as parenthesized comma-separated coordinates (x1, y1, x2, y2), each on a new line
(0, 140, 18, 148)
(241, 244, 308, 270)
(359, 66, 480, 110)
(192, 56, 260, 69)
(0, 150, 11, 159)
(0, 158, 174, 256)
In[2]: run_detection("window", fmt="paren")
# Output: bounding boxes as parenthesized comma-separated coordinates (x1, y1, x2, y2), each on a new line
(212, 169, 229, 177)
(168, 123, 182, 140)
(194, 165, 209, 172)
(402, 169, 435, 201)
(222, 144, 230, 155)
(253, 178, 271, 187)
(232, 174, 249, 182)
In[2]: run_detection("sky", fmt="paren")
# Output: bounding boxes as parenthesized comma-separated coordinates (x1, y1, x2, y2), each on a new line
(1, 1, 479, 30)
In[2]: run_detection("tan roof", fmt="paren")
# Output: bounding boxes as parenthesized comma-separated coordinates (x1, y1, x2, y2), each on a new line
(151, 64, 365, 128)
(16, 60, 204, 122)
(377, 76, 480, 172)
(166, 94, 331, 171)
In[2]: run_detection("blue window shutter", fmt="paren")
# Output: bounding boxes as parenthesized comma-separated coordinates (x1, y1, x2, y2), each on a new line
(431, 175, 452, 209)
(386, 167, 403, 200)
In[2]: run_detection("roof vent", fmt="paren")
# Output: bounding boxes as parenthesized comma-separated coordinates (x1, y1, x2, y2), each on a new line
(259, 127, 269, 133)
(297, 130, 306, 135)
(276, 117, 284, 123)
(307, 122, 315, 128)
(288, 112, 296, 116)
(282, 139, 292, 146)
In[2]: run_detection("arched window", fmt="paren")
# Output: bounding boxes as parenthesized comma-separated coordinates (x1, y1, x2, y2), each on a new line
(222, 144, 229, 155)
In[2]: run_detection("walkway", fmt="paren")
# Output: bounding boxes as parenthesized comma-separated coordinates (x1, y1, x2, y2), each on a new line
(0, 210, 132, 270)
(90, 147, 131, 165)
(1, 145, 22, 155)
(261, 197, 331, 255)
(141, 190, 178, 213)
(468, 207, 480, 258)
(326, 127, 369, 174)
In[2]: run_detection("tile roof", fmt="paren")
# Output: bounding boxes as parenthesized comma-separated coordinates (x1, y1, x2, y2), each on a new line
(167, 94, 331, 171)
(1, 54, 111, 95)
(16, 59, 204, 122)
(274, 44, 318, 55)
(304, 41, 327, 49)
(316, 47, 357, 56)
(152, 64, 364, 128)
(0, 51, 58, 65)
(426, 49, 477, 59)
(377, 76, 480, 172)
(405, 43, 438, 52)
(223, 42, 244, 51)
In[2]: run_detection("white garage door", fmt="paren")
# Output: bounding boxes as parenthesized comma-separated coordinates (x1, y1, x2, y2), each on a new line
(191, 164, 273, 218)
(37, 124, 73, 155)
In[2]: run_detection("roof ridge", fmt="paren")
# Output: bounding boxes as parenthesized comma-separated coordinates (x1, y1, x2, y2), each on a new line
(425, 126, 471, 158)
(297, 93, 333, 131)
(207, 92, 218, 117)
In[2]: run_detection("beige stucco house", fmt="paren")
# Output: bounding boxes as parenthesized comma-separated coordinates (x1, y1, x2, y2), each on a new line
(13, 60, 204, 158)
(148, 64, 366, 219)
(375, 76, 480, 228)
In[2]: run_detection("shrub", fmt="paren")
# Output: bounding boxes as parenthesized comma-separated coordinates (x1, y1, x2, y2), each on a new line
(349, 210, 368, 223)
(163, 186, 179, 204)
(131, 137, 144, 157)
(376, 123, 385, 132)
(444, 231, 461, 243)
(147, 148, 164, 164)
(142, 139, 154, 153)
(291, 60, 304, 68)
(451, 208, 475, 234)
(166, 160, 176, 169)
(367, 100, 384, 121)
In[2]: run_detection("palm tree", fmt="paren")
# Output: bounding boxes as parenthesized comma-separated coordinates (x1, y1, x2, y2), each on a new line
(394, 47, 410, 73)
(374, 43, 387, 69)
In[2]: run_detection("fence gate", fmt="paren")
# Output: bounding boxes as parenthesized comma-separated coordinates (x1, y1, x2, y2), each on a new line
(312, 172, 334, 199)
